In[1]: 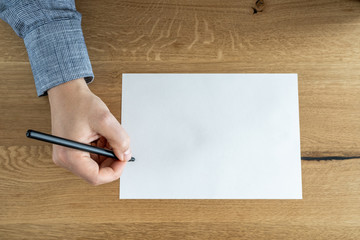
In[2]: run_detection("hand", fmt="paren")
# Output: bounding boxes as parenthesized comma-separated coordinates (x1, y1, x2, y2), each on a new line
(48, 78, 132, 185)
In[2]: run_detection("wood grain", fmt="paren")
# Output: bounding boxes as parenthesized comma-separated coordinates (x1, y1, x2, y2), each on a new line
(0, 0, 359, 239)
(0, 146, 359, 239)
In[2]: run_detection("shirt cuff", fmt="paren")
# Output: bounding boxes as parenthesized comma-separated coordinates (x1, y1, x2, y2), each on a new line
(23, 19, 94, 97)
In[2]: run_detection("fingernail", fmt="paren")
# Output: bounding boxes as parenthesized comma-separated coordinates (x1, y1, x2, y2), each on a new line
(124, 149, 131, 155)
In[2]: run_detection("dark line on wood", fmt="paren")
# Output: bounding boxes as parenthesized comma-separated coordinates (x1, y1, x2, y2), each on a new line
(301, 156, 360, 161)
(252, 7, 263, 14)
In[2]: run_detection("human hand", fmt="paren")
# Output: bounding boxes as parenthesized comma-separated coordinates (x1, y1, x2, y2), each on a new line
(48, 78, 132, 185)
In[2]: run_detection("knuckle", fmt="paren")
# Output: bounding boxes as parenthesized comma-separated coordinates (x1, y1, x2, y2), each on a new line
(98, 110, 114, 127)
(87, 177, 100, 186)
(52, 157, 61, 167)
(52, 148, 66, 167)
(120, 137, 130, 150)
(84, 167, 101, 186)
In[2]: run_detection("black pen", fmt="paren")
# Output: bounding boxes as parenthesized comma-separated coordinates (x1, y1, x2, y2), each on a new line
(26, 129, 135, 162)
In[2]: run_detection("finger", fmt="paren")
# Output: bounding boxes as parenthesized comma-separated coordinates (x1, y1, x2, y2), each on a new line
(63, 151, 101, 185)
(124, 148, 132, 162)
(106, 140, 112, 150)
(92, 112, 131, 161)
(100, 158, 114, 168)
(96, 136, 108, 162)
(96, 158, 127, 185)
(98, 136, 107, 148)
(66, 149, 127, 185)
(90, 152, 99, 162)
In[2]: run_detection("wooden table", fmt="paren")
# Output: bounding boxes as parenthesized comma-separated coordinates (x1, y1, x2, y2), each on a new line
(1, 0, 359, 239)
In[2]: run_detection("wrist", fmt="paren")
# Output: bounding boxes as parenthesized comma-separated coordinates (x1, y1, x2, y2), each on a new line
(48, 78, 89, 105)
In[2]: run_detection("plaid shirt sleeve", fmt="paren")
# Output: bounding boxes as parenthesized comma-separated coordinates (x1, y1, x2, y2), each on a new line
(0, 0, 94, 96)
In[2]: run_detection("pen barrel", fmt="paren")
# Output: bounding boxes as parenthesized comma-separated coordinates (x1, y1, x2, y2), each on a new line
(26, 129, 118, 159)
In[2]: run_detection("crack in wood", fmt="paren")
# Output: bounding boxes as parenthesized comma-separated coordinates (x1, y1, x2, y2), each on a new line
(301, 156, 360, 161)
(252, 0, 264, 14)
(255, 0, 265, 9)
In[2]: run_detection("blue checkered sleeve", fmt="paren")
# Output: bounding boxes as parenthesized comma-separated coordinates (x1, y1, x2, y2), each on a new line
(0, 0, 94, 96)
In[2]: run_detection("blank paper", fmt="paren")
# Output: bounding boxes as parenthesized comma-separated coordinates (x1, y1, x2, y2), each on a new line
(120, 74, 302, 199)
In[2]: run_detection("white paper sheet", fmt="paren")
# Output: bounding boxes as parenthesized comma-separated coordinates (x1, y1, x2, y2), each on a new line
(120, 74, 302, 199)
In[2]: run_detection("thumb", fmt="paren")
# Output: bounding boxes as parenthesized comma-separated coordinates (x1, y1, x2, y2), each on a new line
(92, 111, 131, 161)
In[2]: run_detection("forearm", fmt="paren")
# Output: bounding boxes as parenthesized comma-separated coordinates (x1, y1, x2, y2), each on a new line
(1, 1, 132, 185)
(0, 0, 94, 96)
